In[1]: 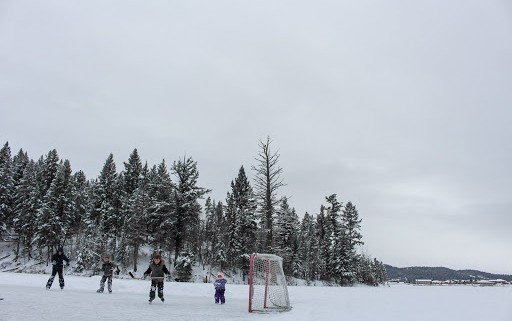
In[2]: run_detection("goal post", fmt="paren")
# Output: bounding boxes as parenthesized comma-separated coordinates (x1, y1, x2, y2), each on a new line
(248, 253, 291, 313)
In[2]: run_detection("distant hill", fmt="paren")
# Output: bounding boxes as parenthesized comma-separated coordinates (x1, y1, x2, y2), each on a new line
(384, 264, 512, 282)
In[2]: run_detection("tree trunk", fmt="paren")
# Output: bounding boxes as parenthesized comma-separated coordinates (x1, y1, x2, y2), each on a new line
(133, 243, 139, 272)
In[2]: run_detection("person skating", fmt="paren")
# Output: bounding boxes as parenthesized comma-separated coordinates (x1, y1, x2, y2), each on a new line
(143, 254, 171, 303)
(45, 247, 70, 290)
(97, 255, 120, 293)
(214, 272, 227, 304)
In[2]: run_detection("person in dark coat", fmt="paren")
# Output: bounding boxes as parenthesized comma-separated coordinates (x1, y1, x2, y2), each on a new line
(46, 247, 70, 290)
(143, 254, 171, 303)
(213, 271, 227, 304)
(97, 255, 120, 293)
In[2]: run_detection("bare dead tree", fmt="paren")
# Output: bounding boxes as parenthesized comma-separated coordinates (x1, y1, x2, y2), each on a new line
(251, 136, 286, 252)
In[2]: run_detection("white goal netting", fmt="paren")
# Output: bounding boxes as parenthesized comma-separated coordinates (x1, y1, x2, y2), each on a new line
(248, 253, 291, 313)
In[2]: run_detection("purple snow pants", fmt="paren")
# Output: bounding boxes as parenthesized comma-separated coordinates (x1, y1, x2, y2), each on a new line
(215, 289, 225, 304)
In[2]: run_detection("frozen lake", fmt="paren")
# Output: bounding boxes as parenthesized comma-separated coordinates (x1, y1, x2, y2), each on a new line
(0, 272, 511, 321)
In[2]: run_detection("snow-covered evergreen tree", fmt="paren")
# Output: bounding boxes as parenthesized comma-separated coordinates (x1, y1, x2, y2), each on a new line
(324, 194, 345, 282)
(12, 149, 29, 189)
(315, 206, 328, 280)
(124, 163, 150, 270)
(174, 250, 193, 281)
(12, 160, 39, 259)
(40, 149, 59, 194)
(224, 166, 257, 274)
(147, 161, 174, 250)
(171, 156, 209, 260)
(372, 258, 387, 284)
(0, 142, 13, 239)
(35, 159, 73, 259)
(92, 154, 122, 254)
(224, 192, 240, 267)
(213, 201, 227, 270)
(73, 175, 103, 273)
(69, 171, 89, 234)
(274, 197, 299, 276)
(201, 197, 215, 267)
(123, 149, 142, 195)
(342, 202, 363, 248)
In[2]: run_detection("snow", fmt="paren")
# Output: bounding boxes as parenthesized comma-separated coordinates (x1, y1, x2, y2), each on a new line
(1, 273, 511, 321)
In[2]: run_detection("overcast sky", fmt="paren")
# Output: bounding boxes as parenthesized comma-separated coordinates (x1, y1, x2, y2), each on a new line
(1, 0, 511, 274)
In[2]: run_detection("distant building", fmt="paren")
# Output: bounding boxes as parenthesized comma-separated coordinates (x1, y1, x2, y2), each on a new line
(415, 279, 432, 285)
(476, 279, 508, 286)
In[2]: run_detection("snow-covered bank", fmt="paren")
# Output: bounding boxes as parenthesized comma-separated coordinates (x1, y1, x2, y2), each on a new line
(0, 272, 511, 321)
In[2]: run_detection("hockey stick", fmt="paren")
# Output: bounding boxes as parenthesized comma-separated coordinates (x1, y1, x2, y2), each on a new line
(128, 272, 140, 279)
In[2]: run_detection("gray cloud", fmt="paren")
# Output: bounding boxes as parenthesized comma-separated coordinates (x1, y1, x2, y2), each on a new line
(1, 0, 511, 273)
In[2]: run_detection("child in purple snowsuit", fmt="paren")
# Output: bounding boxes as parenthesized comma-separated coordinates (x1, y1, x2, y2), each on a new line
(214, 272, 227, 304)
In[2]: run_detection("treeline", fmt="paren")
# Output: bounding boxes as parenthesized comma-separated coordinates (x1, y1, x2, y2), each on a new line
(0, 138, 386, 285)
(384, 265, 512, 283)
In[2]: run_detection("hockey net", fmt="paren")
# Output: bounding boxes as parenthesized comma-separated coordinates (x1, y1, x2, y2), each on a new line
(248, 253, 291, 313)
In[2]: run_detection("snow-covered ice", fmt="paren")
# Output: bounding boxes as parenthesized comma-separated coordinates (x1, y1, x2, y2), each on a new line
(1, 272, 511, 321)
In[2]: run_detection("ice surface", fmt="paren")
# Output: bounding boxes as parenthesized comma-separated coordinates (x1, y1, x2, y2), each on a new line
(0, 273, 511, 321)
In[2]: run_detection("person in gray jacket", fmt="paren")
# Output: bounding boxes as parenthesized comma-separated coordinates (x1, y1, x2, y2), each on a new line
(143, 254, 171, 303)
(97, 255, 120, 293)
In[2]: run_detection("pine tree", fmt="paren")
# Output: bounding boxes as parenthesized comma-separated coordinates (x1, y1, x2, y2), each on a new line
(41, 149, 59, 194)
(92, 154, 122, 254)
(123, 148, 142, 195)
(315, 206, 328, 280)
(341, 201, 363, 284)
(171, 156, 209, 260)
(147, 161, 174, 250)
(125, 163, 150, 270)
(12, 160, 39, 259)
(0, 142, 13, 238)
(342, 202, 363, 248)
(116, 150, 144, 267)
(274, 197, 299, 276)
(252, 136, 285, 252)
(324, 194, 344, 281)
(29, 150, 61, 261)
(372, 258, 387, 285)
(69, 170, 89, 236)
(356, 253, 374, 285)
(201, 197, 215, 267)
(35, 159, 73, 259)
(225, 166, 257, 273)
(174, 250, 193, 281)
(12, 149, 30, 189)
(213, 201, 227, 270)
(224, 191, 240, 268)
(297, 212, 317, 281)
(232, 167, 258, 261)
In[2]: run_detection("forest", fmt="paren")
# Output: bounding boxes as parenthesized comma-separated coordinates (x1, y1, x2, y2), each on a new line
(0, 138, 386, 286)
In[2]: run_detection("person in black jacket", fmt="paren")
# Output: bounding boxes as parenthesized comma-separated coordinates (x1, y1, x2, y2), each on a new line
(46, 247, 70, 290)
(143, 254, 171, 303)
(97, 255, 120, 293)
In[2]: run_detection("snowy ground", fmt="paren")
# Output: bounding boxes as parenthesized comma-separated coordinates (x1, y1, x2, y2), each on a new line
(0, 272, 511, 321)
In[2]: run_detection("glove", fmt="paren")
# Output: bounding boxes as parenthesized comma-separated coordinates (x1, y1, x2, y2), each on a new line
(66, 262, 70, 267)
(116, 269, 120, 275)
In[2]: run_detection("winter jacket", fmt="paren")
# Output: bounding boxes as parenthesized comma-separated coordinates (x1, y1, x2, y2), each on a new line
(51, 252, 70, 267)
(143, 261, 170, 279)
(214, 278, 227, 290)
(101, 261, 120, 277)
